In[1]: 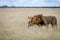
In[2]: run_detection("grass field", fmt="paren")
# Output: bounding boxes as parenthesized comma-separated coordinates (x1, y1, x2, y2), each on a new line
(0, 8, 60, 40)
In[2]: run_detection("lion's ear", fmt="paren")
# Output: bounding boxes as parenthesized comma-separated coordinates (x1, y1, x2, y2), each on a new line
(39, 14, 43, 19)
(39, 14, 43, 17)
(28, 16, 32, 19)
(40, 14, 43, 17)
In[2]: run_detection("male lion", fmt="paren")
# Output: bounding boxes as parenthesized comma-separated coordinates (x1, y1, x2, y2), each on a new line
(28, 14, 57, 28)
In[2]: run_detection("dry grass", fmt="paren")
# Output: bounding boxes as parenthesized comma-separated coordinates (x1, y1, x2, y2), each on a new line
(0, 8, 60, 40)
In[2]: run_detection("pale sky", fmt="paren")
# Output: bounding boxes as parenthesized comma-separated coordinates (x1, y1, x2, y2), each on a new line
(0, 0, 60, 7)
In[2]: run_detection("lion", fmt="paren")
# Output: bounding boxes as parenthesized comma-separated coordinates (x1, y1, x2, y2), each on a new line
(28, 14, 57, 28)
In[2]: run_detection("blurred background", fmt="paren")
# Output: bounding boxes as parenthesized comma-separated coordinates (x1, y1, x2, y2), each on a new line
(0, 0, 60, 7)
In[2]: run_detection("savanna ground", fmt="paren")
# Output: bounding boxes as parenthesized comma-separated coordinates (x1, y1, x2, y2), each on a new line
(0, 8, 60, 40)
